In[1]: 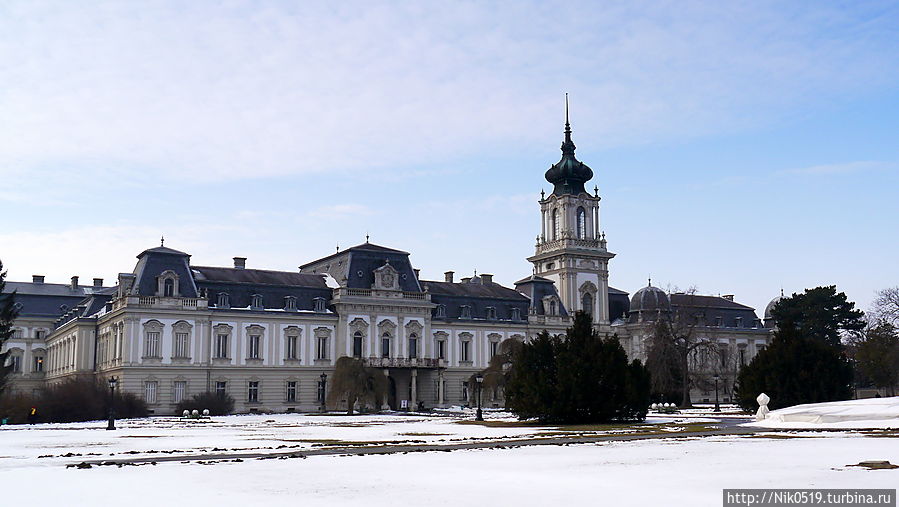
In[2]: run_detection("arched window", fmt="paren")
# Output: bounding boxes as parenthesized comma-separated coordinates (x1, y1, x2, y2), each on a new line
(549, 300, 557, 316)
(408, 333, 418, 359)
(582, 292, 593, 315)
(552, 209, 560, 240)
(164, 278, 174, 297)
(353, 331, 363, 358)
(381, 332, 391, 358)
(576, 207, 586, 239)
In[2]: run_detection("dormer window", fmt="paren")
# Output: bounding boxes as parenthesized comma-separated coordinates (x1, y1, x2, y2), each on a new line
(157, 270, 179, 297)
(164, 278, 174, 297)
(313, 297, 326, 313)
(715, 316, 724, 327)
(435, 304, 446, 318)
(251, 294, 264, 310)
(511, 307, 521, 320)
(460, 305, 472, 319)
(284, 296, 297, 311)
(485, 306, 496, 320)
(217, 292, 230, 309)
(549, 300, 557, 316)
(735, 317, 743, 328)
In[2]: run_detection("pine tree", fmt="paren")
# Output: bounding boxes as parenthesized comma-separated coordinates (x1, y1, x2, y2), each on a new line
(0, 260, 21, 396)
(505, 312, 650, 423)
(735, 286, 859, 411)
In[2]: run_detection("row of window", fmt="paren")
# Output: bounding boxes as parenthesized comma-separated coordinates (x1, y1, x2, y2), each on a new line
(433, 305, 523, 320)
(214, 293, 327, 312)
(144, 379, 313, 405)
(9, 329, 47, 340)
(549, 206, 590, 241)
(4, 355, 44, 374)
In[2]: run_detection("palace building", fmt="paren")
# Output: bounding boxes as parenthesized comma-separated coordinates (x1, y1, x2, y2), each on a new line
(2, 111, 776, 413)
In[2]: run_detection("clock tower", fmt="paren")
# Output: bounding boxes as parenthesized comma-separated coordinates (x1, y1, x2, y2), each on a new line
(527, 97, 615, 327)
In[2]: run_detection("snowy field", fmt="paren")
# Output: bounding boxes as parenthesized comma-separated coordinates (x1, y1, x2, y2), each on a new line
(1, 406, 896, 506)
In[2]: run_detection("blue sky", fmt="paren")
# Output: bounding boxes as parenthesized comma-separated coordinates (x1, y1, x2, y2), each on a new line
(1, 1, 897, 315)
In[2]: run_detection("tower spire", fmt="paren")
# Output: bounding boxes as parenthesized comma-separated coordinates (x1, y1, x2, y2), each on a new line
(564, 93, 572, 144)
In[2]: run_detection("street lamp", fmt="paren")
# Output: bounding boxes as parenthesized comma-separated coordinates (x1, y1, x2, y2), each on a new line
(106, 376, 118, 430)
(712, 374, 720, 413)
(475, 374, 484, 421)
(319, 372, 327, 412)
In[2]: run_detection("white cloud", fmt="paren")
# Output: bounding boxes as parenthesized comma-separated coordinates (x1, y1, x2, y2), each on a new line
(0, 1, 896, 186)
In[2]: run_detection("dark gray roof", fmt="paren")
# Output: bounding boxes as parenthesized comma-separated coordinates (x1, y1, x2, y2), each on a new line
(131, 246, 199, 297)
(137, 246, 190, 258)
(628, 292, 762, 328)
(192, 266, 327, 287)
(423, 278, 529, 322)
(4, 281, 112, 320)
(5, 281, 105, 297)
(423, 280, 528, 300)
(298, 242, 410, 270)
(513, 276, 568, 317)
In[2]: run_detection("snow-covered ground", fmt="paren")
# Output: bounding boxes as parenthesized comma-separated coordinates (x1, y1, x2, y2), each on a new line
(2, 407, 895, 506)
(745, 396, 899, 429)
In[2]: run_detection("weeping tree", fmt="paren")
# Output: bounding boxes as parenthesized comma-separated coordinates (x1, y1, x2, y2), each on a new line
(0, 260, 21, 397)
(467, 338, 522, 407)
(327, 357, 388, 415)
(644, 319, 684, 404)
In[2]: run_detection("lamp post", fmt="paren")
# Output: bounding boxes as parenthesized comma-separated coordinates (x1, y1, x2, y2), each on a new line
(106, 376, 118, 430)
(319, 372, 327, 412)
(713, 374, 720, 413)
(475, 374, 484, 421)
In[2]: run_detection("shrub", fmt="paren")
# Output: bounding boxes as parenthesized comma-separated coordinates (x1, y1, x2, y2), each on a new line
(176, 391, 235, 416)
(38, 377, 148, 423)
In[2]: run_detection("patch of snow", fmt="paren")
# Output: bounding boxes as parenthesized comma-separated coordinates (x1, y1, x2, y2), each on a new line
(744, 396, 899, 429)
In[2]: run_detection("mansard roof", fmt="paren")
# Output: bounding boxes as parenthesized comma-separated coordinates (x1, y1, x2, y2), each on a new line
(422, 280, 528, 300)
(4, 281, 112, 320)
(627, 291, 762, 328)
(191, 266, 327, 288)
(298, 242, 410, 270)
(137, 245, 190, 258)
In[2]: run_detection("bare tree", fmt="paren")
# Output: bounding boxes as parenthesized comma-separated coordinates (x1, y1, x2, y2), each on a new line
(647, 290, 718, 408)
(872, 287, 899, 327)
(327, 357, 387, 415)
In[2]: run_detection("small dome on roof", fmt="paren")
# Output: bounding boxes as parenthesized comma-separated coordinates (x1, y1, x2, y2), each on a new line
(764, 293, 785, 320)
(630, 284, 670, 313)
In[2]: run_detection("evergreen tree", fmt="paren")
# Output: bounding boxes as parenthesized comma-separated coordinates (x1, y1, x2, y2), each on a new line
(0, 260, 21, 396)
(770, 285, 865, 349)
(736, 286, 859, 411)
(505, 312, 650, 423)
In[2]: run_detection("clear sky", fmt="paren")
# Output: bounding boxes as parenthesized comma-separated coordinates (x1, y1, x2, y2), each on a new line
(1, 1, 897, 316)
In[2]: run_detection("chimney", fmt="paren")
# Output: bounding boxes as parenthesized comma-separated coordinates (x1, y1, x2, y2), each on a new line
(481, 273, 493, 284)
(722, 294, 734, 301)
(461, 277, 471, 284)
(32, 275, 45, 284)
(70, 276, 79, 290)
(413, 268, 420, 279)
(444, 271, 454, 283)
(233, 257, 247, 269)
(93, 278, 104, 287)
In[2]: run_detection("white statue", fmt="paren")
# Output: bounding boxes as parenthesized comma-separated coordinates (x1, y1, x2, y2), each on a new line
(756, 393, 770, 421)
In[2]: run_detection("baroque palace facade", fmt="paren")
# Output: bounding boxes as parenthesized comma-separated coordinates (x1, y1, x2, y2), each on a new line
(2, 114, 777, 413)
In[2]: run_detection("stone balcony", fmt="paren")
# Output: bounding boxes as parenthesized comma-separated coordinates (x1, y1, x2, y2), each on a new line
(535, 236, 606, 255)
(113, 296, 209, 311)
(364, 357, 444, 369)
(332, 287, 431, 302)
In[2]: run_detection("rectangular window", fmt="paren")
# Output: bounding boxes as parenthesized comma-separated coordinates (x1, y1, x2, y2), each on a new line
(437, 340, 446, 360)
(215, 381, 227, 397)
(215, 334, 229, 358)
(460, 341, 470, 362)
(33, 356, 44, 372)
(286, 336, 298, 359)
(739, 349, 746, 365)
(173, 381, 186, 403)
(490, 341, 499, 359)
(317, 336, 328, 360)
(174, 332, 189, 358)
(248, 381, 259, 402)
(145, 332, 160, 357)
(719, 347, 728, 367)
(408, 338, 418, 359)
(35, 330, 46, 340)
(145, 381, 158, 404)
(286, 381, 297, 402)
(381, 337, 391, 358)
(248, 335, 261, 359)
(10, 356, 22, 373)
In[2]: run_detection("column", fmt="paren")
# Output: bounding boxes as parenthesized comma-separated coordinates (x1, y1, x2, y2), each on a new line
(540, 209, 546, 241)
(410, 368, 418, 410)
(437, 369, 445, 406)
(382, 369, 391, 410)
